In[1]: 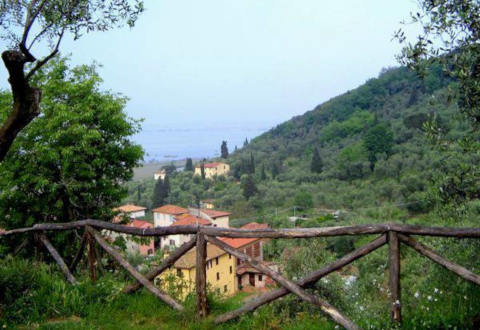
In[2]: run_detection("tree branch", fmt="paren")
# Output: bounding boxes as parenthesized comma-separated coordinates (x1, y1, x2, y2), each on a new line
(26, 27, 65, 80)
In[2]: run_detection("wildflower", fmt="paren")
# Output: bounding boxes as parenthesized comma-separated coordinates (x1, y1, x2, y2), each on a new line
(359, 306, 365, 311)
(414, 291, 420, 298)
(427, 295, 432, 301)
(464, 296, 468, 300)
(434, 288, 439, 293)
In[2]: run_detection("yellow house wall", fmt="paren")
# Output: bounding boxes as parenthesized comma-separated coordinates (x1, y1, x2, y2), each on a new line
(194, 164, 230, 179)
(157, 253, 237, 299)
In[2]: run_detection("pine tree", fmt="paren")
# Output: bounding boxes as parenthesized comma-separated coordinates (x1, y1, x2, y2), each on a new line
(185, 158, 193, 171)
(310, 148, 323, 173)
(243, 138, 249, 147)
(221, 141, 229, 159)
(242, 174, 258, 200)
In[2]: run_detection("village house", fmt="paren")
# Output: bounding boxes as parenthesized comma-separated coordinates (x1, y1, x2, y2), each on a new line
(157, 222, 274, 298)
(158, 243, 237, 299)
(194, 162, 230, 179)
(189, 207, 231, 228)
(160, 214, 211, 249)
(200, 199, 215, 209)
(219, 222, 274, 289)
(113, 204, 146, 219)
(153, 169, 166, 181)
(153, 204, 189, 227)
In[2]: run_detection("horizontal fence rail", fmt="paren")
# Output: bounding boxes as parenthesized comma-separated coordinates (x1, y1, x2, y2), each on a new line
(2, 220, 480, 329)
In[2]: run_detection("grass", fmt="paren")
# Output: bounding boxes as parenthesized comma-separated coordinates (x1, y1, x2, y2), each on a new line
(25, 290, 334, 330)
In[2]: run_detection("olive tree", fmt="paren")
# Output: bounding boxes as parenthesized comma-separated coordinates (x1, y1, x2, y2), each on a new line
(0, 0, 144, 161)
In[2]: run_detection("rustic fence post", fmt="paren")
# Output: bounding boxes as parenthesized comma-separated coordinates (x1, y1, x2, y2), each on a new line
(86, 230, 97, 282)
(196, 231, 209, 318)
(388, 230, 401, 322)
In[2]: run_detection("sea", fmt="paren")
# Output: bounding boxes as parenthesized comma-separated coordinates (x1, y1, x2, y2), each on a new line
(132, 121, 276, 162)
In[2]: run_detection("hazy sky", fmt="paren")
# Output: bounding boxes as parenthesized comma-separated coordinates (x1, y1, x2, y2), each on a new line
(2, 0, 421, 128)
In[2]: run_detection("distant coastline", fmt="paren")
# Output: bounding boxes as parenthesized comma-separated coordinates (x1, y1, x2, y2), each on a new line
(131, 121, 275, 181)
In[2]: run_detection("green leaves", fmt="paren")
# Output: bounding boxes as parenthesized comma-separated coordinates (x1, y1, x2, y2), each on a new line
(0, 58, 143, 234)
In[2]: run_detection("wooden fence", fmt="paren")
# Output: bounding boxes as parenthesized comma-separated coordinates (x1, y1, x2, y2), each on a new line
(2, 220, 480, 330)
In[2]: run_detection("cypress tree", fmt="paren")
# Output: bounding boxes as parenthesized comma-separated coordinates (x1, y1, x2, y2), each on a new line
(250, 153, 255, 174)
(185, 158, 193, 171)
(310, 148, 323, 173)
(271, 162, 279, 179)
(152, 178, 164, 207)
(260, 163, 267, 181)
(242, 174, 258, 200)
(243, 138, 249, 147)
(200, 163, 206, 179)
(221, 140, 229, 159)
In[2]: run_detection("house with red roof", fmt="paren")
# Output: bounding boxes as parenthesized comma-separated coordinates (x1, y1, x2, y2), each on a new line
(220, 222, 276, 290)
(161, 214, 212, 249)
(190, 207, 231, 228)
(152, 204, 188, 228)
(194, 162, 230, 179)
(113, 204, 146, 219)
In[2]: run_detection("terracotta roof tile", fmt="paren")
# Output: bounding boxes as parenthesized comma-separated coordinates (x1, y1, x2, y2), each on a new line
(195, 162, 228, 169)
(219, 222, 270, 248)
(171, 214, 211, 227)
(201, 209, 231, 218)
(152, 204, 188, 215)
(129, 219, 153, 229)
(113, 204, 146, 213)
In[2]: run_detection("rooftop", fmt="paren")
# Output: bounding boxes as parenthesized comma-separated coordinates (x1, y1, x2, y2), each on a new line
(201, 209, 231, 218)
(195, 162, 227, 169)
(113, 204, 146, 213)
(129, 219, 153, 229)
(171, 214, 211, 227)
(220, 222, 269, 248)
(152, 204, 188, 215)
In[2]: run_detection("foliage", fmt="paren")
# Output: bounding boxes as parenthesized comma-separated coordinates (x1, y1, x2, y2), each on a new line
(152, 176, 170, 208)
(185, 158, 194, 171)
(221, 141, 229, 159)
(242, 175, 258, 200)
(0, 59, 143, 254)
(310, 147, 323, 173)
(363, 123, 394, 166)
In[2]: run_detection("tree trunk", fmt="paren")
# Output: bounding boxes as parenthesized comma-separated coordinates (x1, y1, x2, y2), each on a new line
(0, 50, 40, 161)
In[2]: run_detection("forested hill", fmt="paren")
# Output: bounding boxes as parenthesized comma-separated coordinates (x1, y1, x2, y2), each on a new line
(232, 64, 452, 172)
(219, 64, 461, 217)
(127, 64, 463, 221)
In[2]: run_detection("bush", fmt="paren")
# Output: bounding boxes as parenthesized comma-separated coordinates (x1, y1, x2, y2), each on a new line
(0, 257, 122, 325)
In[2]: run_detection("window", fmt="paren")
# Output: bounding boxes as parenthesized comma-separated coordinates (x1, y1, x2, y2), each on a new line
(258, 275, 263, 281)
(169, 239, 175, 246)
(215, 257, 219, 265)
(216, 272, 220, 280)
(237, 258, 240, 266)
(147, 249, 153, 255)
(229, 266, 232, 274)
(177, 269, 183, 278)
(228, 253, 231, 259)
(224, 285, 228, 292)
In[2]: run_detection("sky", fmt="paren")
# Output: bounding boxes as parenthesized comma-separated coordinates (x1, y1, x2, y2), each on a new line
(2, 0, 421, 129)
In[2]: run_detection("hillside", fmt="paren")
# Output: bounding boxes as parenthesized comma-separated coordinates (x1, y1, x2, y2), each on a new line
(125, 64, 461, 220)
